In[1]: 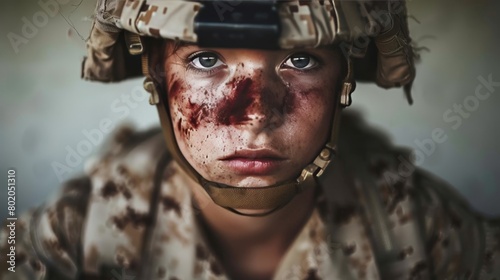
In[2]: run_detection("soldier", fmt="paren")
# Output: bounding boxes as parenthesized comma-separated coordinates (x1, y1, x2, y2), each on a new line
(1, 0, 499, 279)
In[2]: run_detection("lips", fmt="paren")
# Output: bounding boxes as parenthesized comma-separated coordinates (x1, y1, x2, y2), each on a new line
(219, 149, 287, 175)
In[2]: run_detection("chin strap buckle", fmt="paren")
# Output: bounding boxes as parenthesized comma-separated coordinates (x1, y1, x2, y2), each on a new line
(298, 147, 334, 187)
(313, 147, 334, 177)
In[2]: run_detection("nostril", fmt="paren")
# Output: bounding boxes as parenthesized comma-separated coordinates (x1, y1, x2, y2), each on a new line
(243, 90, 288, 131)
(243, 107, 285, 133)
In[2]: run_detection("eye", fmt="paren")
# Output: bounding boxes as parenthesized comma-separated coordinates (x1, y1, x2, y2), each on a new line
(190, 52, 224, 70)
(282, 54, 318, 70)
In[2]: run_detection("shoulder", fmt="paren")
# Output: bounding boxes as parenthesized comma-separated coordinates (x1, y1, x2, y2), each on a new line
(22, 125, 169, 278)
(336, 110, 483, 219)
(335, 110, 500, 279)
(412, 169, 500, 279)
(76, 125, 170, 275)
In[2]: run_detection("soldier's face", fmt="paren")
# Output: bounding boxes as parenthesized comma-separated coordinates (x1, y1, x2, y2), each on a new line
(164, 44, 342, 187)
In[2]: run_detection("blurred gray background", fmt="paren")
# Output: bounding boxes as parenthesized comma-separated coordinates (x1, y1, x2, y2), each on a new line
(1, 0, 499, 221)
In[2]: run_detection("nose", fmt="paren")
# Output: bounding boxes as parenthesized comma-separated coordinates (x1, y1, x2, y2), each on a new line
(216, 66, 289, 132)
(246, 81, 287, 133)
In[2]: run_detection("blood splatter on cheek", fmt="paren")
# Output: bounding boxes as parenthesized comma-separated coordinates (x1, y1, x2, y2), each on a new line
(176, 118, 190, 140)
(187, 100, 209, 129)
(216, 77, 256, 125)
(168, 79, 190, 139)
(168, 80, 182, 99)
(168, 78, 212, 140)
(174, 104, 208, 140)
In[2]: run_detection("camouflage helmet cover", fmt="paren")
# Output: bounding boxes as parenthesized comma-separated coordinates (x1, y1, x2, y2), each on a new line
(82, 0, 416, 100)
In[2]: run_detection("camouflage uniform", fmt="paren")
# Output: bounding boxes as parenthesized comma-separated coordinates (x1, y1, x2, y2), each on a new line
(1, 111, 499, 280)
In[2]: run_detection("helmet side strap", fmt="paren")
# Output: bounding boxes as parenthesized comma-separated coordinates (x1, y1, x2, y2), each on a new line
(299, 54, 355, 182)
(330, 54, 355, 150)
(140, 41, 202, 186)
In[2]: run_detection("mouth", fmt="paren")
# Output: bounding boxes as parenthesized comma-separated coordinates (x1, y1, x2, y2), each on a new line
(219, 149, 287, 176)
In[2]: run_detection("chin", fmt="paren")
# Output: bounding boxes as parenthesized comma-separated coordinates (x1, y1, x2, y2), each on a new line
(235, 177, 277, 188)
(225, 174, 294, 188)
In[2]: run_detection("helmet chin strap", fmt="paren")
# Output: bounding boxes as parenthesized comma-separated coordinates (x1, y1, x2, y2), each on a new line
(143, 52, 355, 217)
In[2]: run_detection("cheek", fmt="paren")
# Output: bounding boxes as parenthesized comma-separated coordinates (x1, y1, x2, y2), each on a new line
(282, 75, 337, 154)
(284, 75, 336, 121)
(167, 76, 215, 141)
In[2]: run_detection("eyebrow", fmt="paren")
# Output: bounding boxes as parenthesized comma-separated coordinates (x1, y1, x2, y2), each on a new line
(172, 41, 196, 52)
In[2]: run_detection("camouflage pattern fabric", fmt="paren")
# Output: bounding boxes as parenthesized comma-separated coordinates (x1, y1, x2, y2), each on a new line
(118, 0, 369, 49)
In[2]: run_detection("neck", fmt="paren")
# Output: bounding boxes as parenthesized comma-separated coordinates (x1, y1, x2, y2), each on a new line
(183, 172, 317, 279)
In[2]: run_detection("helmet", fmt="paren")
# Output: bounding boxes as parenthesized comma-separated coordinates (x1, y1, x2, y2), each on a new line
(82, 0, 416, 216)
